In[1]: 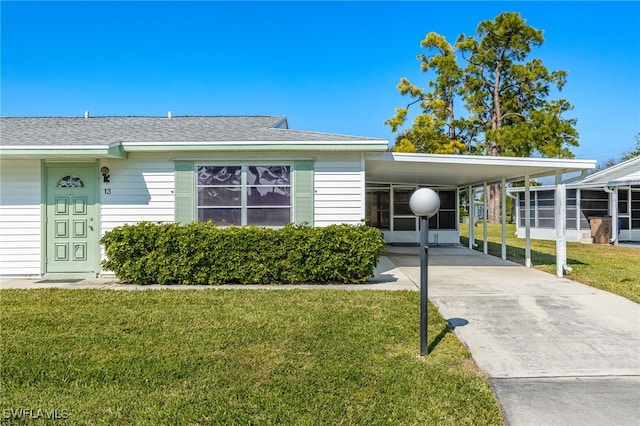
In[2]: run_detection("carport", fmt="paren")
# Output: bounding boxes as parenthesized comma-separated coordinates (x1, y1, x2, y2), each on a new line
(365, 152, 597, 277)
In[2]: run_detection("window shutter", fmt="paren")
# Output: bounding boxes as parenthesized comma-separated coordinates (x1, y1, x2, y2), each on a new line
(174, 161, 195, 224)
(293, 161, 314, 225)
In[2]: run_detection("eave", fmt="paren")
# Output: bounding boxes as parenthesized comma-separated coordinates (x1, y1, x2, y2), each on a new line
(366, 152, 597, 188)
(0, 144, 128, 159)
(119, 140, 389, 152)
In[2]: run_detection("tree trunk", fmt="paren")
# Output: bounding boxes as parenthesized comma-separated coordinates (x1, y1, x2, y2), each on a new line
(488, 183, 501, 223)
(487, 62, 503, 224)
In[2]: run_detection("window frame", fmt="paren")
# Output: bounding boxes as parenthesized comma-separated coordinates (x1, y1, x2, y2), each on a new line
(195, 164, 293, 227)
(173, 158, 315, 228)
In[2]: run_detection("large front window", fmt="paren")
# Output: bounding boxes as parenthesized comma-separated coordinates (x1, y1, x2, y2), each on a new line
(197, 165, 291, 226)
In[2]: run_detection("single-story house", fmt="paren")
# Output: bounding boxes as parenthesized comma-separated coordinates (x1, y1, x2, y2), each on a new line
(0, 115, 596, 279)
(509, 156, 640, 244)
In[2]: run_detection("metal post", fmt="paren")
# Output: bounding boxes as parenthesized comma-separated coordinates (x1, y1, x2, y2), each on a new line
(483, 182, 488, 254)
(524, 174, 532, 267)
(501, 178, 507, 260)
(468, 185, 474, 249)
(409, 188, 439, 357)
(420, 215, 429, 356)
(555, 184, 565, 277)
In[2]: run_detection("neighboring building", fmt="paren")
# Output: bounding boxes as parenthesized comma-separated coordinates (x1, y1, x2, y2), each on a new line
(0, 115, 595, 278)
(510, 156, 640, 243)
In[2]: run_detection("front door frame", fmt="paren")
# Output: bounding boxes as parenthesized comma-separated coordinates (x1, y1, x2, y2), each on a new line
(42, 161, 100, 279)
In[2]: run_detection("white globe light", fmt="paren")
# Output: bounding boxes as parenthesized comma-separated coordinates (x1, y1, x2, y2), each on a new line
(409, 188, 440, 218)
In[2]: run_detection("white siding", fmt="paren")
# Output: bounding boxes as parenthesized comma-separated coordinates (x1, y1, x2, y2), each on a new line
(0, 160, 42, 276)
(99, 153, 175, 235)
(98, 154, 175, 272)
(313, 153, 365, 226)
(100, 151, 368, 233)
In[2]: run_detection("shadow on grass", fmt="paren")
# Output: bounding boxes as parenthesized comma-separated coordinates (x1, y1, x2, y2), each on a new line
(459, 237, 587, 267)
(428, 318, 469, 354)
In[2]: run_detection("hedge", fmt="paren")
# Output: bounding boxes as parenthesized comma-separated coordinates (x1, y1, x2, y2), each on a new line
(100, 222, 386, 285)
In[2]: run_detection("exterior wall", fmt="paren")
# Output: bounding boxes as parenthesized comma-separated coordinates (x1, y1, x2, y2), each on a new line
(98, 153, 175, 272)
(0, 160, 42, 276)
(0, 151, 371, 277)
(102, 151, 367, 232)
(313, 153, 365, 227)
(97, 151, 366, 275)
(99, 153, 175, 236)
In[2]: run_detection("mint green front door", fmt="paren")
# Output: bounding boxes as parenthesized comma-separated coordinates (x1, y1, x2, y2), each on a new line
(46, 164, 98, 277)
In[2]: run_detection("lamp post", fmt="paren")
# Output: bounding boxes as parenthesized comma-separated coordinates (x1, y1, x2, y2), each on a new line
(409, 188, 440, 356)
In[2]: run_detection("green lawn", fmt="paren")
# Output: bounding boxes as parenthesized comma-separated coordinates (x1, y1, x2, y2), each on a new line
(1, 289, 503, 425)
(460, 223, 640, 303)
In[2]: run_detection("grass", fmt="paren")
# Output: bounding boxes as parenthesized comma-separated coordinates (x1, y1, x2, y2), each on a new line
(1, 289, 503, 425)
(460, 222, 640, 303)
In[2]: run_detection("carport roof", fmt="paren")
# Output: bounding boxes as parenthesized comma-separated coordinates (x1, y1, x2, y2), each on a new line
(365, 152, 597, 188)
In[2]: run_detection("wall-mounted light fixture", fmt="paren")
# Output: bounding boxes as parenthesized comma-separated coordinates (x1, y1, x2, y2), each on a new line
(100, 166, 110, 183)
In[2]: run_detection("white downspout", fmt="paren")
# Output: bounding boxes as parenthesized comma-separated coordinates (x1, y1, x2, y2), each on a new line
(604, 185, 617, 245)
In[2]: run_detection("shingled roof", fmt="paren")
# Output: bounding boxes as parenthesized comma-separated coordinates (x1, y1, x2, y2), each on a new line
(0, 116, 385, 146)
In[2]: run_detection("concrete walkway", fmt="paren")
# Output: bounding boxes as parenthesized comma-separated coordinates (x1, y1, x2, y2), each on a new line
(2, 246, 639, 425)
(388, 245, 640, 426)
(0, 255, 418, 291)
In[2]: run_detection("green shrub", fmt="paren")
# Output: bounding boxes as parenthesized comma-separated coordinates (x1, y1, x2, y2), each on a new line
(100, 222, 386, 285)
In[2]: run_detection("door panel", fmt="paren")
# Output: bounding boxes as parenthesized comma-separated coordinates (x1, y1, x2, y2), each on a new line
(46, 165, 98, 275)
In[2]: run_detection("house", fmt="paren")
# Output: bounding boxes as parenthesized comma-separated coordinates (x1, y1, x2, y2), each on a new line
(0, 115, 596, 279)
(509, 156, 640, 244)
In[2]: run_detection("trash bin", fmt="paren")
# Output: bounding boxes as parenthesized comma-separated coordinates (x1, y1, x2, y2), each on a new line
(589, 216, 612, 244)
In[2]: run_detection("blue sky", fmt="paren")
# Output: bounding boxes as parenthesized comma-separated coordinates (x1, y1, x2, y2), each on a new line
(1, 1, 639, 165)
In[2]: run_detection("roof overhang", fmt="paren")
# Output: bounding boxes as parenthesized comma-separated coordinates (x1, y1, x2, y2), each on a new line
(0, 139, 388, 159)
(0, 144, 128, 159)
(365, 152, 597, 188)
(607, 179, 640, 187)
(120, 140, 389, 152)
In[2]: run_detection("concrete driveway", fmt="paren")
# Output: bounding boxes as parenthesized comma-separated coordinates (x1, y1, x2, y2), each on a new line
(389, 245, 640, 426)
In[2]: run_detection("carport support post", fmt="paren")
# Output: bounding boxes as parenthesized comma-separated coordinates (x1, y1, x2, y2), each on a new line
(525, 174, 532, 267)
(483, 182, 488, 254)
(468, 185, 474, 249)
(606, 186, 618, 245)
(555, 183, 567, 277)
(501, 178, 507, 260)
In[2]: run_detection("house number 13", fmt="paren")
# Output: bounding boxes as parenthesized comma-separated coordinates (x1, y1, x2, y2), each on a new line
(104, 188, 112, 195)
